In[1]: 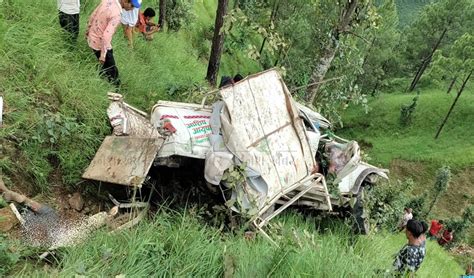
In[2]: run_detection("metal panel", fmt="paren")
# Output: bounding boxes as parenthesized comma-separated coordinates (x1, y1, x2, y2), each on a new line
(150, 102, 213, 159)
(219, 69, 317, 203)
(82, 136, 164, 187)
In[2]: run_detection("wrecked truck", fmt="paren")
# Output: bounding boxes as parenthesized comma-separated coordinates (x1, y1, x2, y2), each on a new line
(83, 69, 388, 235)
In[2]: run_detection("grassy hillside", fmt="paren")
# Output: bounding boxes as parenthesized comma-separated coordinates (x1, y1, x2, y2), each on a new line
(338, 86, 474, 221)
(7, 211, 464, 277)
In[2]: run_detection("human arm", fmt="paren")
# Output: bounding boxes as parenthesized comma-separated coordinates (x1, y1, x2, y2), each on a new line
(144, 26, 160, 36)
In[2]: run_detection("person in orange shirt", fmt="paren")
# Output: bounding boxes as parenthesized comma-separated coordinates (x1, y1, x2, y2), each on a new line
(428, 219, 443, 239)
(137, 8, 160, 41)
(86, 0, 139, 87)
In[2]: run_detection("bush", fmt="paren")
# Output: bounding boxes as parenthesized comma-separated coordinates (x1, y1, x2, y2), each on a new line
(0, 236, 19, 276)
(366, 179, 414, 231)
(165, 0, 194, 31)
(399, 92, 420, 126)
(444, 205, 474, 245)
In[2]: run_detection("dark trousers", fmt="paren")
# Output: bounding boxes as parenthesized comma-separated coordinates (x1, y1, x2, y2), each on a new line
(93, 49, 120, 87)
(58, 11, 79, 42)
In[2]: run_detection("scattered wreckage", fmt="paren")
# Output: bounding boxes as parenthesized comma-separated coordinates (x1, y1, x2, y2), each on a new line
(83, 69, 388, 235)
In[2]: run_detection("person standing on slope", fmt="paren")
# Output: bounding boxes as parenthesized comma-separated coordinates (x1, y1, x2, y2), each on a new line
(398, 207, 413, 231)
(86, 0, 139, 87)
(57, 0, 80, 42)
(121, 0, 142, 47)
(393, 219, 428, 275)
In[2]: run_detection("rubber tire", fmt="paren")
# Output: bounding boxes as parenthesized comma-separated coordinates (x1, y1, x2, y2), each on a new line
(352, 187, 370, 235)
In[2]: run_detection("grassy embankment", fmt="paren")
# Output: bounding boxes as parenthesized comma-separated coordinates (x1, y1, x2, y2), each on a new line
(338, 87, 474, 218)
(9, 211, 463, 277)
(0, 0, 467, 276)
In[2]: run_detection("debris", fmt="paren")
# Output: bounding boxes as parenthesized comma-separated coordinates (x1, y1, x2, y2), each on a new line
(162, 120, 177, 134)
(108, 194, 148, 209)
(110, 207, 147, 233)
(68, 192, 84, 211)
(9, 203, 25, 226)
(82, 136, 164, 187)
(84, 69, 388, 236)
(0, 207, 18, 232)
(0, 176, 43, 213)
(37, 206, 119, 260)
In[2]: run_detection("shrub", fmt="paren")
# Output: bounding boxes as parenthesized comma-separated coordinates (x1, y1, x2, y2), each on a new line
(444, 205, 474, 246)
(399, 92, 420, 126)
(165, 0, 194, 31)
(365, 179, 414, 231)
(0, 236, 19, 276)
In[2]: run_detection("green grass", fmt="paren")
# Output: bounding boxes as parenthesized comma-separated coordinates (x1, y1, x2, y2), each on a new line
(0, 0, 263, 190)
(339, 87, 474, 168)
(338, 86, 474, 221)
(9, 211, 463, 277)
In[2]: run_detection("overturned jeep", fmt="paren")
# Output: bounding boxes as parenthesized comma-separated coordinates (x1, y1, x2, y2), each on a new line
(83, 69, 387, 234)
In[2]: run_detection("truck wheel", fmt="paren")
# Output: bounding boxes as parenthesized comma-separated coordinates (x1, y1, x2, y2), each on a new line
(352, 187, 370, 235)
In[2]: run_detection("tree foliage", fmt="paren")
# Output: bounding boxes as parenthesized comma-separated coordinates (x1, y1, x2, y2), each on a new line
(357, 0, 401, 94)
(429, 33, 474, 87)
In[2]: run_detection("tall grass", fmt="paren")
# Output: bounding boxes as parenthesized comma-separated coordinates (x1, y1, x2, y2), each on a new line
(0, 0, 263, 190)
(0, 0, 216, 190)
(11, 211, 463, 277)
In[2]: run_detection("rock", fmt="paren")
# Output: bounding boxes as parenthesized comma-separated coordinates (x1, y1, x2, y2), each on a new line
(68, 192, 84, 212)
(0, 207, 19, 232)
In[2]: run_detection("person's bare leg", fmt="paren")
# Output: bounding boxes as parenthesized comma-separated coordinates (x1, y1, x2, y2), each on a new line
(124, 25, 133, 48)
(122, 24, 128, 39)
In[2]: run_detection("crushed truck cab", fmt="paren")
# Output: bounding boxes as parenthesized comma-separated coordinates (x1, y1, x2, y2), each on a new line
(83, 69, 387, 232)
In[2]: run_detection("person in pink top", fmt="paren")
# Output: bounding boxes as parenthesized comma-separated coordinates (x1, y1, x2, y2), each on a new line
(86, 0, 139, 87)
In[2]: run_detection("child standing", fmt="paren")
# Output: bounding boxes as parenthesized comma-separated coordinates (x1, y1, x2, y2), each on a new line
(121, 0, 142, 47)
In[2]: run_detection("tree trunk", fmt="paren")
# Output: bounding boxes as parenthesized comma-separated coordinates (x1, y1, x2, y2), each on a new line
(446, 76, 457, 94)
(305, 45, 338, 103)
(408, 28, 447, 92)
(158, 0, 166, 28)
(206, 0, 229, 86)
(435, 70, 472, 139)
(361, 37, 376, 70)
(305, 0, 358, 103)
(259, 0, 280, 56)
(273, 47, 283, 67)
(371, 79, 380, 96)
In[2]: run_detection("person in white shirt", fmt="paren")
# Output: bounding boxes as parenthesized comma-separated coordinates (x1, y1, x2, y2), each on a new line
(57, 0, 80, 41)
(121, 0, 142, 47)
(398, 207, 413, 231)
